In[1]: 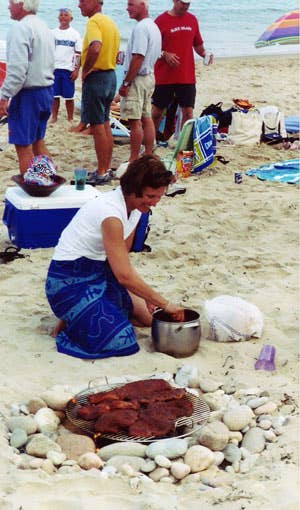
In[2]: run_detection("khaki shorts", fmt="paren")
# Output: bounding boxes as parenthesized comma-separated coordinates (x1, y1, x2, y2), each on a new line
(120, 74, 154, 120)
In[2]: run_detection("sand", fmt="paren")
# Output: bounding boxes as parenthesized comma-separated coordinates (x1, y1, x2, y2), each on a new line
(0, 54, 299, 510)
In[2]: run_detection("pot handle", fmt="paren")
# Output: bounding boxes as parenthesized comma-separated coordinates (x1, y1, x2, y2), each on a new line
(175, 321, 200, 332)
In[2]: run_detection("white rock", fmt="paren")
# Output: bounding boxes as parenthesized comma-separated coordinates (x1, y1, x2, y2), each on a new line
(240, 447, 251, 460)
(254, 401, 278, 416)
(175, 365, 199, 388)
(107, 455, 147, 472)
(212, 451, 224, 466)
(241, 425, 250, 434)
(10, 428, 28, 449)
(120, 463, 135, 477)
(34, 408, 60, 433)
(246, 396, 269, 409)
(99, 442, 147, 460)
(222, 443, 241, 464)
(241, 427, 266, 453)
(58, 465, 82, 474)
(273, 426, 284, 436)
(170, 461, 191, 480)
(146, 438, 188, 459)
(41, 459, 56, 474)
(180, 473, 202, 484)
(160, 476, 175, 483)
(140, 459, 156, 473)
(272, 415, 288, 428)
(154, 455, 172, 468)
(223, 405, 254, 431)
(149, 467, 169, 482)
(199, 379, 223, 393)
(7, 416, 38, 435)
(40, 389, 74, 411)
(10, 404, 21, 416)
(46, 450, 66, 466)
(258, 419, 272, 430)
(26, 433, 61, 458)
(232, 460, 240, 473)
(234, 388, 261, 397)
(27, 397, 47, 414)
(78, 452, 104, 470)
(197, 421, 230, 451)
(228, 431, 243, 443)
(225, 465, 234, 473)
(263, 430, 277, 442)
(184, 445, 215, 473)
(29, 458, 44, 469)
(202, 391, 229, 411)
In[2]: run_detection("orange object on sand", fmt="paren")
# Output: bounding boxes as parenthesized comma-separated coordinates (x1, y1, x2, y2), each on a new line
(232, 98, 254, 110)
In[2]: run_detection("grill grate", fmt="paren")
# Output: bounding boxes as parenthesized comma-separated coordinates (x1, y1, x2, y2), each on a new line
(66, 383, 210, 443)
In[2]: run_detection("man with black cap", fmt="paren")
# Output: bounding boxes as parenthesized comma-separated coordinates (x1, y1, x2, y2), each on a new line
(152, 0, 213, 133)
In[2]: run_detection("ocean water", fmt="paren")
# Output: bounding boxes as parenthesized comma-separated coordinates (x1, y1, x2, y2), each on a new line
(0, 0, 298, 57)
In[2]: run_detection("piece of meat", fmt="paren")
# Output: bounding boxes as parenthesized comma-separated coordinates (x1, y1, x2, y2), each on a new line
(88, 379, 172, 404)
(109, 399, 140, 410)
(128, 415, 175, 438)
(94, 409, 138, 434)
(77, 401, 112, 420)
(138, 388, 186, 404)
(144, 398, 193, 419)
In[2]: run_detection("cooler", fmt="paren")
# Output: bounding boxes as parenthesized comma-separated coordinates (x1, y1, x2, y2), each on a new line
(2, 184, 99, 249)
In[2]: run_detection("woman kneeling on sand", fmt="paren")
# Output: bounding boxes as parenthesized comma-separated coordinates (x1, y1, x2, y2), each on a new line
(45, 155, 184, 359)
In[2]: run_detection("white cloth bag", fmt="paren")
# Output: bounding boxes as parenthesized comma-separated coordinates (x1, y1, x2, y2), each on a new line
(228, 110, 263, 145)
(204, 295, 264, 342)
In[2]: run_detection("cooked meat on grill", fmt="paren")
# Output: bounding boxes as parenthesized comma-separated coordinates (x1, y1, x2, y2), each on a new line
(77, 399, 140, 421)
(144, 398, 194, 419)
(138, 388, 186, 404)
(128, 415, 175, 438)
(87, 379, 172, 404)
(94, 409, 138, 434)
(77, 400, 112, 420)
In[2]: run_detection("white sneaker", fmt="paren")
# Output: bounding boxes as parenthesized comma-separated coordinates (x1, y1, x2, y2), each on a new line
(165, 182, 186, 197)
(115, 161, 129, 178)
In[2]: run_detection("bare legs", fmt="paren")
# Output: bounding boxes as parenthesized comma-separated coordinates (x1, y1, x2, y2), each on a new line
(90, 120, 113, 175)
(51, 98, 75, 123)
(128, 116, 155, 162)
(152, 104, 194, 133)
(15, 139, 51, 174)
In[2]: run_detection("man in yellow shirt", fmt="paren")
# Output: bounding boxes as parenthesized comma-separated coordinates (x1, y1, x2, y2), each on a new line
(78, 0, 120, 184)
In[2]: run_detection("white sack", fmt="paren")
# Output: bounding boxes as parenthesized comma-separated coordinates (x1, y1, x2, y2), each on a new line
(204, 295, 263, 342)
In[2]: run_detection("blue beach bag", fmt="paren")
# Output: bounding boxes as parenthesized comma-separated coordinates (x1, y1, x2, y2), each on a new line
(192, 115, 217, 173)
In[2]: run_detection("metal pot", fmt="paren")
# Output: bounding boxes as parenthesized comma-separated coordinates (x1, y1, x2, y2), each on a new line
(151, 308, 201, 358)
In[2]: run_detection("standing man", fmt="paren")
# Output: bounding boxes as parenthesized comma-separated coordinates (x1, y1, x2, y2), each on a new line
(78, 0, 120, 185)
(51, 8, 82, 123)
(152, 0, 213, 133)
(0, 0, 55, 175)
(119, 0, 161, 163)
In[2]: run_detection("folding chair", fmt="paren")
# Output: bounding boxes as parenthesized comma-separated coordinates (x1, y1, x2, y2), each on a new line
(162, 119, 194, 173)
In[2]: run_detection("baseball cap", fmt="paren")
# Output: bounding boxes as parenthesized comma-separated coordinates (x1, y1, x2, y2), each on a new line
(180, 0, 191, 3)
(58, 8, 72, 15)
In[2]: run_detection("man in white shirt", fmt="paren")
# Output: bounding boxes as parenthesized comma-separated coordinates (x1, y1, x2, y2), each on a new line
(119, 0, 161, 162)
(51, 8, 82, 123)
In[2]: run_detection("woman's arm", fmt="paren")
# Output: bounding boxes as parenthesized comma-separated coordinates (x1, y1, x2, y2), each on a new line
(102, 217, 168, 309)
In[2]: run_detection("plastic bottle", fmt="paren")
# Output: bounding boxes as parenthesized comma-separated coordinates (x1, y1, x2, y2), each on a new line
(254, 344, 276, 371)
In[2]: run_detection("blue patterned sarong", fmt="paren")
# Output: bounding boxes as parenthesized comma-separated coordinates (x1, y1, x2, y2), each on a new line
(45, 258, 139, 359)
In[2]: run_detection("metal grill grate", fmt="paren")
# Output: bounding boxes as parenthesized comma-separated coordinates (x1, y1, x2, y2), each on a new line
(66, 383, 210, 443)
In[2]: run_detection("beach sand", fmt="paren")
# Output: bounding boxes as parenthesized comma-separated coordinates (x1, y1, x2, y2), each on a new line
(0, 55, 299, 510)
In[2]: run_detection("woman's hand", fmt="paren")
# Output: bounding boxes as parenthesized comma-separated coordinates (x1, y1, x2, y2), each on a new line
(164, 302, 185, 322)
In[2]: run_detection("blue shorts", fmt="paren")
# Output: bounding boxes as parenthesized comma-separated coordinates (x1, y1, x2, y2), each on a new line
(8, 86, 54, 146)
(152, 84, 196, 110)
(53, 69, 75, 99)
(81, 70, 116, 125)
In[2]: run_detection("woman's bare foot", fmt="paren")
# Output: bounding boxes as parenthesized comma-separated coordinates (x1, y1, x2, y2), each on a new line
(52, 319, 65, 337)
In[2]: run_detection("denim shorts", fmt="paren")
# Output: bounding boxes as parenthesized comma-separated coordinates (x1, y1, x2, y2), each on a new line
(81, 70, 116, 125)
(152, 84, 196, 110)
(53, 69, 75, 99)
(8, 86, 54, 146)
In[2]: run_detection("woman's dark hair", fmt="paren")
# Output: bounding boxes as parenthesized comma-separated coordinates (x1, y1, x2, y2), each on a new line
(120, 155, 173, 197)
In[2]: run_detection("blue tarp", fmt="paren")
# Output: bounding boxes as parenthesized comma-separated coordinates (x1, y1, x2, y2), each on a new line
(245, 159, 300, 184)
(285, 116, 300, 134)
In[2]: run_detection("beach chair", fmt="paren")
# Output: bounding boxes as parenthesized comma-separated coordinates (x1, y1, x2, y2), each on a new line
(162, 119, 194, 173)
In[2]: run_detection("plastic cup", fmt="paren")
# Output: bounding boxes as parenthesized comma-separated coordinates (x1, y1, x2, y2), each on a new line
(254, 344, 276, 371)
(74, 168, 87, 190)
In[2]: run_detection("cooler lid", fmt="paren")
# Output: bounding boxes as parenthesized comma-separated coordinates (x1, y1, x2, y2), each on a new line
(4, 185, 101, 210)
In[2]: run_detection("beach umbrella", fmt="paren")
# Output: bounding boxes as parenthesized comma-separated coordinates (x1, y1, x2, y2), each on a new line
(255, 9, 300, 47)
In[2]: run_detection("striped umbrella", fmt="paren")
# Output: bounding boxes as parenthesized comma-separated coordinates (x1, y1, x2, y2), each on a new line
(255, 9, 300, 47)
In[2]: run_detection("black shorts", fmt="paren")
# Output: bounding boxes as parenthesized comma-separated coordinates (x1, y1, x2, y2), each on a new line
(152, 84, 196, 110)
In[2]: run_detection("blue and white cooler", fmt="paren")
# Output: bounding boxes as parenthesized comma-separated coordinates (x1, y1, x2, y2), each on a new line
(3, 184, 99, 249)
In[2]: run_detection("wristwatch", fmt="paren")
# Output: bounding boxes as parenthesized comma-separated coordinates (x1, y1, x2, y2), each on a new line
(122, 80, 131, 87)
